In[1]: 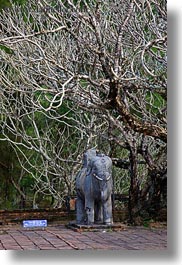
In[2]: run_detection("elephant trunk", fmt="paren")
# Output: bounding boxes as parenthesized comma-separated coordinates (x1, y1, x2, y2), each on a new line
(101, 190, 105, 201)
(93, 173, 112, 201)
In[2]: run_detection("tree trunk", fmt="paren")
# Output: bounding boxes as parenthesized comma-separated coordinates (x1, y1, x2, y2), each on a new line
(128, 148, 140, 224)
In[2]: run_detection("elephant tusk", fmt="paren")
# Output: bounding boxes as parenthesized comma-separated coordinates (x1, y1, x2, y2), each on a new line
(93, 173, 103, 181)
(106, 175, 111, 181)
(93, 173, 111, 181)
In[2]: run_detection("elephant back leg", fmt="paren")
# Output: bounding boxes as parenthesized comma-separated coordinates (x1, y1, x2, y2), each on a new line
(76, 196, 85, 224)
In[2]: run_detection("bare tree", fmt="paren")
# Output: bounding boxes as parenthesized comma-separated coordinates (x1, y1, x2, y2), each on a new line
(0, 0, 167, 222)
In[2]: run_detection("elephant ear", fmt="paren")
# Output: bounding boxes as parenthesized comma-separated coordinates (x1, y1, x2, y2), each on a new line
(107, 156, 112, 166)
(105, 156, 112, 173)
(86, 157, 94, 176)
(82, 152, 88, 168)
(83, 149, 97, 168)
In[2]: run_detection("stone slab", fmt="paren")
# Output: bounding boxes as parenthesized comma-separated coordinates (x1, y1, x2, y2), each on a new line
(66, 221, 128, 232)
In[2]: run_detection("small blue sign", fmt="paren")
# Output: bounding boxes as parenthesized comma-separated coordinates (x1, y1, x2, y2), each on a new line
(23, 220, 47, 228)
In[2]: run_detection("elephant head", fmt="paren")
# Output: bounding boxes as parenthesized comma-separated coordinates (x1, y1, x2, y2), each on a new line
(91, 154, 112, 182)
(90, 154, 113, 202)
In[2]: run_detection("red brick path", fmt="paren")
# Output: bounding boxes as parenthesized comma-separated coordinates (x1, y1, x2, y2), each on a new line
(0, 224, 167, 250)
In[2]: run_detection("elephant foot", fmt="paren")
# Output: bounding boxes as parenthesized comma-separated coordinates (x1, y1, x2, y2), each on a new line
(104, 220, 113, 225)
(76, 221, 85, 225)
(85, 220, 94, 226)
(94, 217, 103, 224)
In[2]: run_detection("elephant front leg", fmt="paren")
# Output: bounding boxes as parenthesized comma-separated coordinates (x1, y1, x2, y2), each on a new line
(94, 201, 103, 224)
(103, 196, 113, 225)
(85, 199, 94, 225)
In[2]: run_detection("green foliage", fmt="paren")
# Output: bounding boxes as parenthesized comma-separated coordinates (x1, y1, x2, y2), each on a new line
(0, 45, 14, 55)
(145, 91, 165, 115)
(0, 140, 20, 209)
(0, 0, 11, 10)
(0, 0, 167, 216)
(20, 174, 34, 188)
(0, 0, 26, 10)
(13, 0, 26, 5)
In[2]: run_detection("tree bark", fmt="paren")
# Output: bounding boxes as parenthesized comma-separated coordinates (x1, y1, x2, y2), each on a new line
(115, 95, 167, 143)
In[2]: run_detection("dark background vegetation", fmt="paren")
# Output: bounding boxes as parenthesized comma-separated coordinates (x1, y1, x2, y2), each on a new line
(0, 0, 167, 225)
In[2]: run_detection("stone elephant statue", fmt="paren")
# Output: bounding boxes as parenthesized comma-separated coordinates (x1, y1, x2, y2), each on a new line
(76, 149, 113, 225)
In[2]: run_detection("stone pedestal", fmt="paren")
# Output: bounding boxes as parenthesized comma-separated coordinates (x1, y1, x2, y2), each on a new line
(66, 221, 127, 232)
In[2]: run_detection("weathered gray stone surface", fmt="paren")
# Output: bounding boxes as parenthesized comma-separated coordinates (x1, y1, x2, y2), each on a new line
(76, 149, 113, 225)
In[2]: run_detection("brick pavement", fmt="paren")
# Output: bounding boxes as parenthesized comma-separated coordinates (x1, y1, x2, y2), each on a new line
(0, 224, 167, 250)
